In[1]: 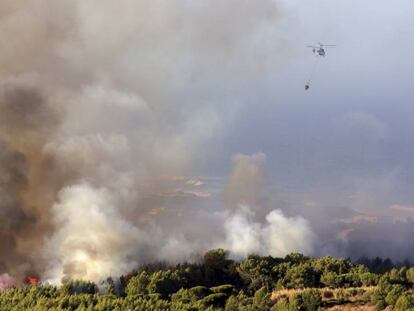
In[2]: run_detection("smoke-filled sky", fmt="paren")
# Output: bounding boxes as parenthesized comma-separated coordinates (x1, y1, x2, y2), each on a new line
(1, 0, 414, 284)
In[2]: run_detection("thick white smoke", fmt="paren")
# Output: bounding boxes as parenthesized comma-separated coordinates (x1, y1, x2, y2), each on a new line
(224, 206, 315, 258)
(222, 153, 315, 259)
(43, 184, 146, 284)
(42, 150, 316, 284)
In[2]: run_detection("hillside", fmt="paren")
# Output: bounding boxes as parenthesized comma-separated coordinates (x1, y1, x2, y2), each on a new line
(1, 249, 414, 310)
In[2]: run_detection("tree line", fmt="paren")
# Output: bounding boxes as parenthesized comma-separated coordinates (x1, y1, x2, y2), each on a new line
(1, 249, 414, 310)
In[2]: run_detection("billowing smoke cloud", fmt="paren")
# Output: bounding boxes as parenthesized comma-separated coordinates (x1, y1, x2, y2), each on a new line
(0, 83, 61, 279)
(43, 184, 145, 284)
(224, 207, 315, 258)
(1, 0, 305, 284)
(3, 0, 414, 282)
(39, 150, 316, 283)
(222, 153, 315, 258)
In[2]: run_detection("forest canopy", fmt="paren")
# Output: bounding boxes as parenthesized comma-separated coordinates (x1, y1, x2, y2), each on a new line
(1, 249, 414, 310)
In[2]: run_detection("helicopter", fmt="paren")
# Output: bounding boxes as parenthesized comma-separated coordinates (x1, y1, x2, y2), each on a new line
(307, 42, 336, 57)
(304, 42, 336, 90)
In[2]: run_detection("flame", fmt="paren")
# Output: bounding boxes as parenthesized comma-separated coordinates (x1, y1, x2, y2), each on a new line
(27, 277, 39, 286)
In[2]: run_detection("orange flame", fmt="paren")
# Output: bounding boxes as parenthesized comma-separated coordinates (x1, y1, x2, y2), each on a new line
(27, 277, 39, 286)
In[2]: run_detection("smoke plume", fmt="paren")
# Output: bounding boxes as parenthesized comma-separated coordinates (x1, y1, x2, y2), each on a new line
(222, 153, 315, 258)
(0, 83, 61, 279)
(43, 184, 145, 284)
(0, 0, 316, 284)
(224, 208, 315, 258)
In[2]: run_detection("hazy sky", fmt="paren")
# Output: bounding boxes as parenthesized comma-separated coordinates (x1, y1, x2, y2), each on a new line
(188, 0, 414, 259)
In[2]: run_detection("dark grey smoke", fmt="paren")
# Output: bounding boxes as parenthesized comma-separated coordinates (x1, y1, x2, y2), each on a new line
(0, 84, 61, 280)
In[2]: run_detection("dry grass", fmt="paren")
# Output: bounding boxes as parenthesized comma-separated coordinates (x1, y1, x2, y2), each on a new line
(271, 286, 376, 302)
(323, 305, 376, 311)
(271, 286, 377, 310)
(271, 288, 304, 301)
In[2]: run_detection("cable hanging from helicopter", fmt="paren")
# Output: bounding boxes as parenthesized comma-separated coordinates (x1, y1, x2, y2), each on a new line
(305, 42, 335, 90)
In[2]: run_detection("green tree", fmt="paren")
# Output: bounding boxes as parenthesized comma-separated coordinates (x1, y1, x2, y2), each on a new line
(285, 253, 307, 265)
(283, 263, 318, 288)
(360, 272, 378, 287)
(203, 248, 238, 286)
(238, 257, 276, 292)
(199, 293, 228, 309)
(385, 284, 405, 306)
(389, 268, 403, 283)
(252, 287, 271, 311)
(406, 267, 414, 284)
(371, 278, 392, 310)
(395, 292, 414, 311)
(300, 289, 322, 311)
(104, 277, 116, 296)
(225, 295, 238, 311)
(126, 271, 150, 296)
(148, 270, 184, 298)
(321, 271, 339, 288)
(210, 284, 236, 296)
(60, 280, 98, 295)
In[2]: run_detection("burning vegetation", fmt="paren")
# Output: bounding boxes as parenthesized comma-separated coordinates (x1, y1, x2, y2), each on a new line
(26, 277, 39, 286)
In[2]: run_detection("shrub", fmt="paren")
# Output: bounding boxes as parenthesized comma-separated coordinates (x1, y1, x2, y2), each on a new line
(300, 289, 322, 311)
(283, 263, 318, 288)
(360, 272, 379, 286)
(289, 294, 303, 310)
(126, 271, 149, 296)
(321, 272, 339, 288)
(384, 284, 405, 306)
(375, 300, 387, 311)
(322, 290, 334, 299)
(148, 270, 184, 298)
(344, 288, 359, 298)
(60, 280, 98, 295)
(371, 280, 392, 309)
(171, 289, 193, 304)
(199, 293, 228, 308)
(210, 284, 235, 296)
(274, 295, 301, 311)
(334, 288, 346, 303)
(395, 292, 414, 311)
(189, 286, 211, 299)
(252, 287, 271, 310)
(361, 289, 373, 302)
(224, 295, 238, 311)
(273, 299, 295, 311)
(406, 267, 414, 284)
(355, 288, 366, 295)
